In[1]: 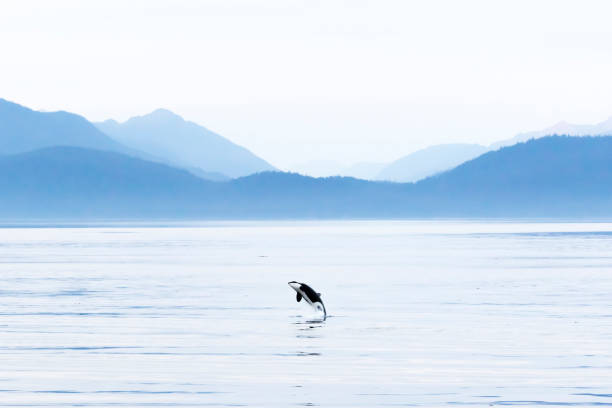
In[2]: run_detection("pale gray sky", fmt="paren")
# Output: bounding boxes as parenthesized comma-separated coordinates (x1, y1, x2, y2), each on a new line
(2, 0, 612, 169)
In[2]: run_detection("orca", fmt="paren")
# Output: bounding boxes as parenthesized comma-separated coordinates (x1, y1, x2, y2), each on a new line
(288, 281, 327, 320)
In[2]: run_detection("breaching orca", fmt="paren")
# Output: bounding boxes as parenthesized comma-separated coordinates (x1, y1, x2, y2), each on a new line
(288, 281, 327, 320)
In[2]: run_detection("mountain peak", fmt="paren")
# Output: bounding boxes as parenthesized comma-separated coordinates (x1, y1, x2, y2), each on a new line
(146, 108, 183, 121)
(96, 108, 276, 178)
(120, 108, 185, 127)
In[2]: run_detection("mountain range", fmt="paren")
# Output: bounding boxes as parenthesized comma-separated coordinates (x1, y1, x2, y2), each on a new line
(379, 116, 612, 182)
(0, 98, 274, 181)
(294, 116, 612, 183)
(96, 109, 274, 179)
(2, 135, 612, 218)
(3, 97, 612, 219)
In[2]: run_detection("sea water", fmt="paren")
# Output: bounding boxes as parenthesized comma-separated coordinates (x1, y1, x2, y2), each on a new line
(0, 220, 611, 407)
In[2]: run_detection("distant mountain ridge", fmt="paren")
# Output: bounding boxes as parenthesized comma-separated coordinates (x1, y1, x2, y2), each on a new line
(3, 97, 612, 219)
(412, 135, 612, 216)
(2, 136, 612, 218)
(0, 98, 128, 155)
(0, 98, 269, 181)
(491, 116, 612, 149)
(290, 115, 612, 184)
(376, 143, 488, 182)
(96, 109, 275, 178)
(0, 146, 217, 217)
(368, 116, 612, 183)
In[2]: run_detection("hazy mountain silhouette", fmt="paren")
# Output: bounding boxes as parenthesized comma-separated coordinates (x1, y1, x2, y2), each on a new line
(354, 116, 612, 183)
(0, 99, 229, 181)
(411, 136, 612, 216)
(0, 146, 402, 218)
(376, 143, 489, 182)
(0, 98, 127, 155)
(96, 109, 275, 178)
(2, 136, 612, 218)
(491, 116, 612, 149)
(226, 135, 612, 216)
(0, 146, 220, 217)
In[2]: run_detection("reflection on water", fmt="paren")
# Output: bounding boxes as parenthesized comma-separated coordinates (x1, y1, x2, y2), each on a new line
(1, 220, 612, 407)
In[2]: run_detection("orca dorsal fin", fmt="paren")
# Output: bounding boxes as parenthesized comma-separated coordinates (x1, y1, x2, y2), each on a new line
(296, 293, 302, 302)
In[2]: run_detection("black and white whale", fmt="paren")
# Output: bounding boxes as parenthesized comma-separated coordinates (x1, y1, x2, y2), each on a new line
(288, 281, 327, 320)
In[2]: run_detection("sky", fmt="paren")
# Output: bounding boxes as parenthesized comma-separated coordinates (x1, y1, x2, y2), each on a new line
(2, 0, 612, 170)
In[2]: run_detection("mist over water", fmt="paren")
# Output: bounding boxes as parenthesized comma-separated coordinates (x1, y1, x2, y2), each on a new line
(1, 221, 612, 407)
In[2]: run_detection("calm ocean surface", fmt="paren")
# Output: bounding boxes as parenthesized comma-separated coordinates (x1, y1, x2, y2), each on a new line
(1, 221, 612, 407)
